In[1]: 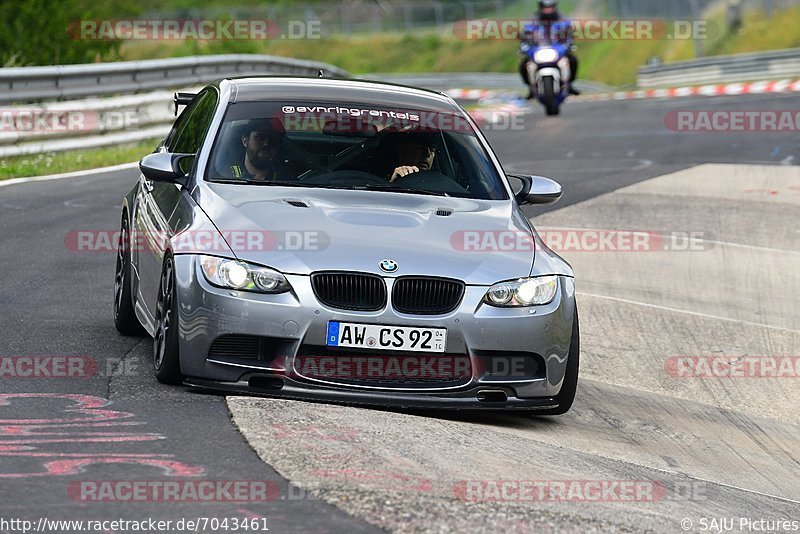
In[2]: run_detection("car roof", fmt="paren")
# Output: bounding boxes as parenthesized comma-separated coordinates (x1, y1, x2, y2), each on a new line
(222, 76, 461, 113)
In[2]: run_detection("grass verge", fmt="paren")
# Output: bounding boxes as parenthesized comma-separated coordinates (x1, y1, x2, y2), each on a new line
(0, 139, 159, 181)
(117, 4, 800, 88)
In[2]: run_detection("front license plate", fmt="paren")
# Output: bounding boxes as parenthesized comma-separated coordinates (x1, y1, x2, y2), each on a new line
(326, 322, 446, 353)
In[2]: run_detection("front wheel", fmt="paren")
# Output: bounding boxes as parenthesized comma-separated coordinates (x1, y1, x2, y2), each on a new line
(114, 214, 145, 336)
(153, 255, 183, 384)
(541, 77, 560, 116)
(538, 306, 579, 415)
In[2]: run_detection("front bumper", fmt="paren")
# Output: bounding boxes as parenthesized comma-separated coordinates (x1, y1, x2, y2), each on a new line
(173, 255, 577, 409)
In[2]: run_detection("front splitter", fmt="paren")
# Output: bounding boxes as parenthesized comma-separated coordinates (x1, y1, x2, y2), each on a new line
(184, 376, 562, 412)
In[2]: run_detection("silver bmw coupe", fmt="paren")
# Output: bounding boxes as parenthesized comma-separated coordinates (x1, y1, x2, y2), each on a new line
(114, 76, 579, 413)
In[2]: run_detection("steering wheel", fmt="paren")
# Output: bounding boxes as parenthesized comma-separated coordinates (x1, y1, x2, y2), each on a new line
(396, 171, 453, 182)
(395, 170, 470, 195)
(395, 170, 450, 186)
(300, 170, 388, 186)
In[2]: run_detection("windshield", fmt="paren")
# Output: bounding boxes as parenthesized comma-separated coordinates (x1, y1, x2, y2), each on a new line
(205, 101, 509, 200)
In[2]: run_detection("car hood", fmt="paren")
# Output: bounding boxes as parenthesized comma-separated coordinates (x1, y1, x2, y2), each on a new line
(196, 184, 535, 285)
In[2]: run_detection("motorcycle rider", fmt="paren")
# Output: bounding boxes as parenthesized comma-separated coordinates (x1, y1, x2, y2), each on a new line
(519, 0, 580, 98)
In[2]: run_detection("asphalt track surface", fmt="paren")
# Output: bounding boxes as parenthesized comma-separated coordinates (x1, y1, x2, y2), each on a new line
(0, 92, 798, 533)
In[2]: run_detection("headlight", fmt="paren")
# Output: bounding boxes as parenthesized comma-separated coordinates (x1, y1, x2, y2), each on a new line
(199, 255, 291, 293)
(533, 47, 559, 64)
(484, 276, 558, 307)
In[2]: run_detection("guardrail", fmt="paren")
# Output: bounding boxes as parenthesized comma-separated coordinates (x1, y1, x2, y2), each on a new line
(0, 54, 349, 104)
(637, 48, 800, 88)
(0, 54, 351, 158)
(0, 90, 182, 158)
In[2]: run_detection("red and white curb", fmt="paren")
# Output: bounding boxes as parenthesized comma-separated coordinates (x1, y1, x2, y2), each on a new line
(447, 78, 800, 103)
(582, 79, 800, 101)
(467, 102, 526, 125)
(447, 88, 502, 100)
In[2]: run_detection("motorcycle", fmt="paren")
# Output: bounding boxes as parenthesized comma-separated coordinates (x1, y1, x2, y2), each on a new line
(520, 20, 573, 116)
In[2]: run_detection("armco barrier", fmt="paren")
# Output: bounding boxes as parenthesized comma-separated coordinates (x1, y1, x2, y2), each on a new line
(0, 54, 350, 103)
(637, 48, 800, 88)
(0, 55, 350, 157)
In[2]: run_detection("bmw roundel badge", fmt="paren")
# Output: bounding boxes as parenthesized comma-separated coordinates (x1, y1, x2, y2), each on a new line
(379, 259, 398, 273)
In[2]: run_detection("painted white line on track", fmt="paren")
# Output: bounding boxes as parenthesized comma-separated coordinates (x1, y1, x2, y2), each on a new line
(0, 162, 138, 190)
(577, 291, 800, 335)
(635, 461, 800, 506)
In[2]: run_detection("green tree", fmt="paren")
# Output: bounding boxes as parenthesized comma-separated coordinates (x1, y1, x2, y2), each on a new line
(0, 0, 142, 66)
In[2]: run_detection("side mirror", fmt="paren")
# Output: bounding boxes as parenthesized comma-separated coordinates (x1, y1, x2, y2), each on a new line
(139, 152, 194, 187)
(507, 174, 563, 205)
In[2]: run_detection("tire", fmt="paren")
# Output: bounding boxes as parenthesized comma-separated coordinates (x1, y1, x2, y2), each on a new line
(538, 306, 579, 415)
(114, 214, 145, 336)
(153, 255, 183, 384)
(542, 77, 560, 116)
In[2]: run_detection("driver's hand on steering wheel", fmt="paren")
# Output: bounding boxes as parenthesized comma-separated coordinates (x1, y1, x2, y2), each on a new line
(390, 166, 420, 183)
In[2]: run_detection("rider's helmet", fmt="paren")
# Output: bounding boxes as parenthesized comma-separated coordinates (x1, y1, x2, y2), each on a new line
(537, 0, 560, 20)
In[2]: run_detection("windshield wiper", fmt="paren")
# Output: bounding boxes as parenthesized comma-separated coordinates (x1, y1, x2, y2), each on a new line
(365, 185, 449, 197)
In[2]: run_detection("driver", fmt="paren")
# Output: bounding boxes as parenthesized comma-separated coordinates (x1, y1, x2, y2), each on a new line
(389, 134, 437, 183)
(229, 118, 297, 181)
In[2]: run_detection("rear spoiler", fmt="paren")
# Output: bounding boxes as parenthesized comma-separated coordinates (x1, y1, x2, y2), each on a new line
(173, 92, 197, 116)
